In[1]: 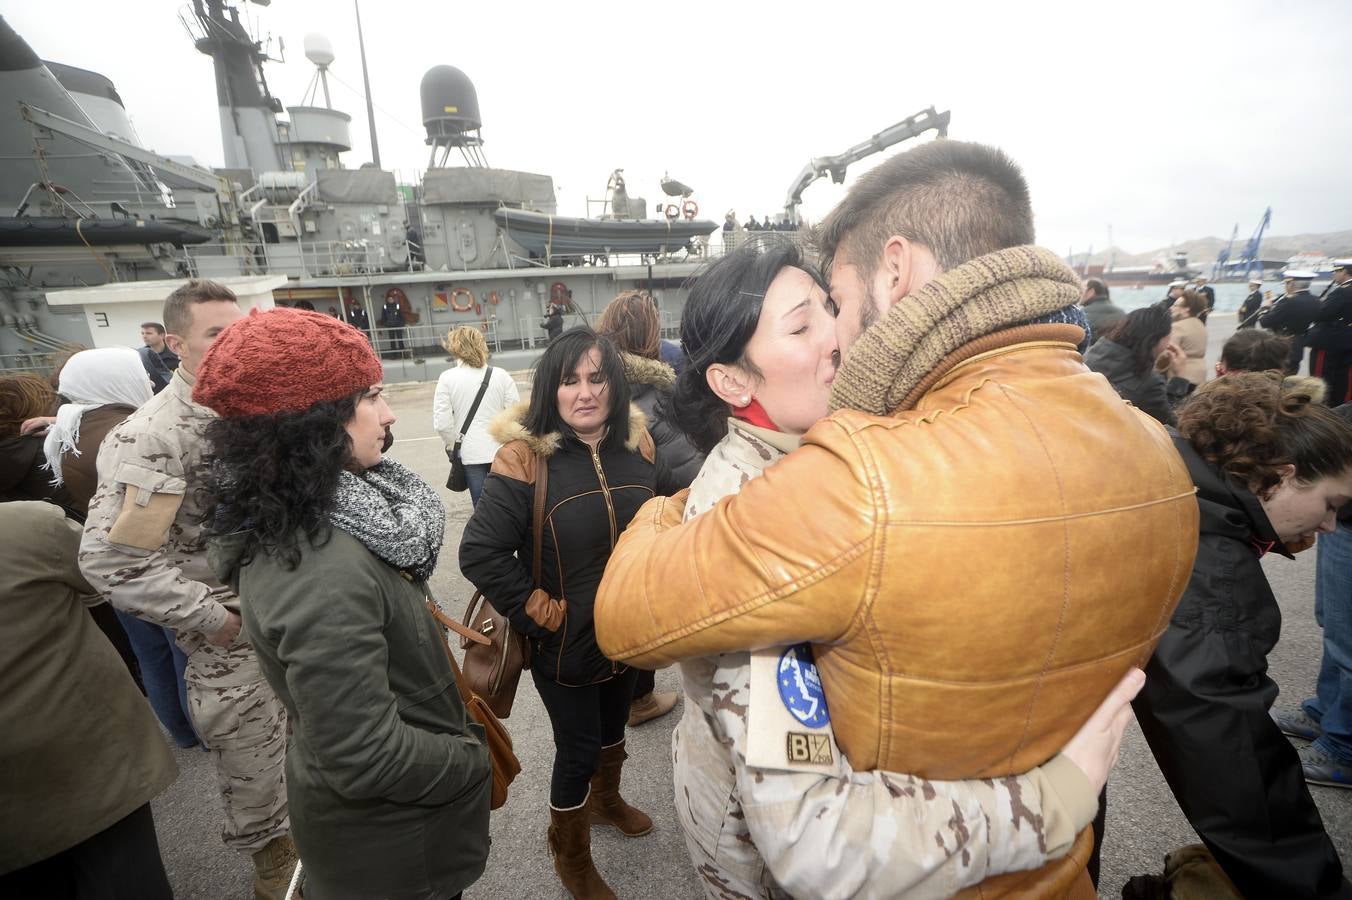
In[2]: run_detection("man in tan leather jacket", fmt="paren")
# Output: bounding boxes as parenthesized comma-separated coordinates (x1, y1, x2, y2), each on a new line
(594, 141, 1200, 898)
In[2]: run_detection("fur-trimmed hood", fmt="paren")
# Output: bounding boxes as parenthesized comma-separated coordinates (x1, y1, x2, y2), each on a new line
(488, 400, 649, 459)
(620, 352, 676, 389)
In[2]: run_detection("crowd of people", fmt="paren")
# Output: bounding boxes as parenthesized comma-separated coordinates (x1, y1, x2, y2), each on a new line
(2, 137, 1351, 900)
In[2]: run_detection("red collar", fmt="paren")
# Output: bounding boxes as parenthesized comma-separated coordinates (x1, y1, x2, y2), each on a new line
(731, 399, 781, 432)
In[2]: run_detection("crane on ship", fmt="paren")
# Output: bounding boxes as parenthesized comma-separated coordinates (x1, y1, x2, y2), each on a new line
(781, 106, 950, 226)
(1216, 207, 1272, 281)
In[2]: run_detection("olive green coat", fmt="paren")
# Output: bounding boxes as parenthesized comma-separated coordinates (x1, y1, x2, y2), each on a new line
(212, 527, 491, 900)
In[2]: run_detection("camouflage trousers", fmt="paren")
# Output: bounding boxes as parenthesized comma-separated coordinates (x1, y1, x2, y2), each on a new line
(185, 642, 290, 855)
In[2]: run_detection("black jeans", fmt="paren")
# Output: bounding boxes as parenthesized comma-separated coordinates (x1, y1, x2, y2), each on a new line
(632, 667, 655, 700)
(533, 666, 640, 807)
(0, 803, 172, 899)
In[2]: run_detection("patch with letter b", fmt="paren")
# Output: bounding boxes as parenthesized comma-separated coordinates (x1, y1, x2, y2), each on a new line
(786, 731, 834, 765)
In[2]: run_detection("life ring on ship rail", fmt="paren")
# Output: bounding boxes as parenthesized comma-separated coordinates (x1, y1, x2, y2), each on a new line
(664, 203, 681, 221)
(384, 286, 408, 307)
(449, 287, 474, 312)
(486, 289, 501, 306)
(682, 199, 699, 220)
(550, 281, 569, 306)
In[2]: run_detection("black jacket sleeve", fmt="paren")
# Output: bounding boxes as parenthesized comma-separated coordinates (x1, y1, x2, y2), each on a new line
(457, 471, 551, 640)
(1129, 371, 1178, 428)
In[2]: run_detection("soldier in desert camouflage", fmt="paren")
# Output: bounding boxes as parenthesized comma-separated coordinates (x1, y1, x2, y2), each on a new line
(79, 280, 296, 899)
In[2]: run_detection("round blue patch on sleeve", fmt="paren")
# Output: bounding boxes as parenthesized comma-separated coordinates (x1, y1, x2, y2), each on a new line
(777, 643, 830, 728)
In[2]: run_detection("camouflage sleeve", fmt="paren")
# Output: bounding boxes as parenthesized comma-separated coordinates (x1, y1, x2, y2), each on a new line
(717, 661, 1097, 899)
(78, 426, 231, 637)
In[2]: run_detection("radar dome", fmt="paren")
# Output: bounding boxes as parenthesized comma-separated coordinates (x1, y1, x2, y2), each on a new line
(303, 34, 335, 68)
(420, 65, 482, 140)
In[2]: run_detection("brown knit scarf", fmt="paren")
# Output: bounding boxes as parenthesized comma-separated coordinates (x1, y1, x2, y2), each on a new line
(829, 245, 1082, 415)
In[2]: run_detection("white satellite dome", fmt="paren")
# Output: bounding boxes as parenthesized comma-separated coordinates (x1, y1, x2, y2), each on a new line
(303, 33, 335, 68)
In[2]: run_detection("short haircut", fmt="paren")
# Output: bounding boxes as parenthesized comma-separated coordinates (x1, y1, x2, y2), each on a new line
(1084, 278, 1109, 300)
(816, 140, 1034, 278)
(1220, 329, 1291, 374)
(163, 279, 238, 338)
(524, 328, 631, 450)
(1177, 290, 1208, 318)
(596, 290, 661, 360)
(140, 322, 166, 334)
(443, 325, 489, 368)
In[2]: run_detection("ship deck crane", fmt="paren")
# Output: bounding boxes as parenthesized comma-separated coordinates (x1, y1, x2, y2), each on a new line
(782, 106, 950, 226)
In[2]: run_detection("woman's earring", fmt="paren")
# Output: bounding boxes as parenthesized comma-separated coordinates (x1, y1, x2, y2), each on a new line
(741, 396, 750, 406)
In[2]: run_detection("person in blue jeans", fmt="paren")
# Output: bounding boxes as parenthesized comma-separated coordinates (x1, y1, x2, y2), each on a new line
(1275, 403, 1352, 787)
(115, 611, 199, 749)
(1300, 520, 1352, 785)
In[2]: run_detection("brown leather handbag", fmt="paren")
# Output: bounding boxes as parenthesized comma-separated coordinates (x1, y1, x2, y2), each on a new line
(426, 600, 521, 810)
(457, 457, 547, 718)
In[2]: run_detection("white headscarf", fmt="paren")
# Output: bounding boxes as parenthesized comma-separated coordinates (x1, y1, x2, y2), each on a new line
(43, 347, 153, 485)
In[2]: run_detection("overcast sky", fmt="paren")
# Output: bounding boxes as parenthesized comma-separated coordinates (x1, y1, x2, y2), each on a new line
(8, 0, 1351, 257)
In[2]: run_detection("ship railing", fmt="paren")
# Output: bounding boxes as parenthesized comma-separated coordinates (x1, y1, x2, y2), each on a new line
(180, 239, 416, 280)
(515, 312, 592, 349)
(362, 320, 502, 382)
(0, 349, 59, 376)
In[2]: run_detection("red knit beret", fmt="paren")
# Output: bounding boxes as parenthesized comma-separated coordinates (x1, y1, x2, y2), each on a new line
(193, 307, 384, 418)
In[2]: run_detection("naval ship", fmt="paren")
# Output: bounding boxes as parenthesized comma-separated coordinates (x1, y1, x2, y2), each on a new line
(0, 1, 948, 381)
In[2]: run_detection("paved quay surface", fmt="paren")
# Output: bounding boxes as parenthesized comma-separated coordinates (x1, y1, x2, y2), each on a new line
(153, 319, 1350, 898)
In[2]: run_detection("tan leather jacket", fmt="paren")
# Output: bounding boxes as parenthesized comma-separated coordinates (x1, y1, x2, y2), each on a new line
(596, 328, 1198, 781)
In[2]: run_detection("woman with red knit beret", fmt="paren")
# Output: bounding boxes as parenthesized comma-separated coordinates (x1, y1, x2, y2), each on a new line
(195, 308, 491, 900)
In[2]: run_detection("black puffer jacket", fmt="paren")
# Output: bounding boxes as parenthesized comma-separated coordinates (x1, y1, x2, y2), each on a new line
(620, 352, 704, 491)
(1082, 338, 1180, 426)
(1133, 434, 1351, 899)
(459, 402, 658, 686)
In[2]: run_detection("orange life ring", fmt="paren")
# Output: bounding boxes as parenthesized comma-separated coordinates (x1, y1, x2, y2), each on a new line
(550, 282, 569, 307)
(449, 287, 474, 312)
(682, 199, 699, 220)
(486, 290, 501, 306)
(664, 203, 681, 221)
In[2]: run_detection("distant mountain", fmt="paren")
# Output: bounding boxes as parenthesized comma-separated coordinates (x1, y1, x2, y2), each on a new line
(1082, 230, 1352, 268)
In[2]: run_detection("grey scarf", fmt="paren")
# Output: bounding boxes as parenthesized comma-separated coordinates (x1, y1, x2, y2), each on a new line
(329, 458, 446, 581)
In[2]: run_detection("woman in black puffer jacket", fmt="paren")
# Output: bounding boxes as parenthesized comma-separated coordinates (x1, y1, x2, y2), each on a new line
(460, 328, 669, 900)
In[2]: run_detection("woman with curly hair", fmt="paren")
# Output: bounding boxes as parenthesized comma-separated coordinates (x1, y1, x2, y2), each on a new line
(1131, 372, 1352, 898)
(197, 309, 490, 900)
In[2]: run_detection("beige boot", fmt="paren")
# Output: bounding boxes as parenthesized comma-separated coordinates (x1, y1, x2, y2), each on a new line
(549, 800, 617, 900)
(586, 741, 653, 837)
(251, 833, 299, 900)
(627, 690, 678, 727)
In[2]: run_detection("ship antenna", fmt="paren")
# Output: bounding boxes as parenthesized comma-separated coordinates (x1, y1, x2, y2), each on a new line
(354, 0, 381, 168)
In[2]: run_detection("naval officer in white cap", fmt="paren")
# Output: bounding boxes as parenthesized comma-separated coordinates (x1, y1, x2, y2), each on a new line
(1307, 259, 1352, 404)
(1261, 269, 1323, 373)
(1237, 275, 1266, 329)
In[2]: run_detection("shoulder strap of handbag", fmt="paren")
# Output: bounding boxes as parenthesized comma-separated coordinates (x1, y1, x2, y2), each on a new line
(456, 367, 495, 444)
(532, 451, 547, 586)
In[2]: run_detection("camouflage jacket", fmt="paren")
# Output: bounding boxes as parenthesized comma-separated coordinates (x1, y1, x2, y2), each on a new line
(673, 419, 1096, 900)
(79, 368, 235, 660)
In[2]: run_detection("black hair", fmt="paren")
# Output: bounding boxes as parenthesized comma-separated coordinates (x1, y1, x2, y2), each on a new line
(1221, 329, 1291, 374)
(523, 327, 631, 449)
(203, 393, 358, 570)
(666, 241, 827, 454)
(1084, 278, 1109, 301)
(1103, 306, 1173, 376)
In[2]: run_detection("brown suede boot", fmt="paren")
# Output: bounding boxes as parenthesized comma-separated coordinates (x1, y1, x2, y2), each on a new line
(627, 690, 678, 727)
(586, 741, 653, 837)
(548, 801, 616, 900)
(251, 833, 299, 900)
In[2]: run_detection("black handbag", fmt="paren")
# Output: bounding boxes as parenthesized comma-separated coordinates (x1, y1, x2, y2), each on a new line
(446, 367, 494, 492)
